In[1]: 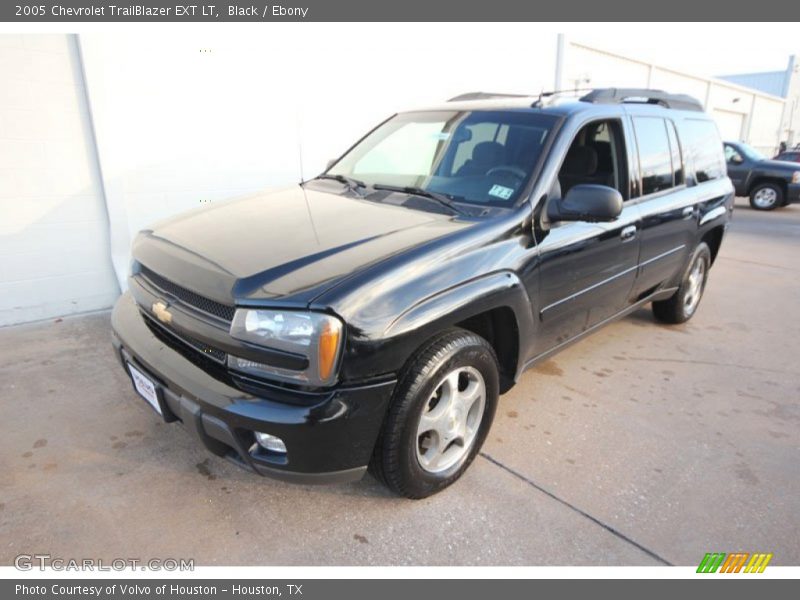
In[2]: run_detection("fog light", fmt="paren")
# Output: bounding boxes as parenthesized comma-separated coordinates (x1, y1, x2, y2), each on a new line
(254, 431, 287, 454)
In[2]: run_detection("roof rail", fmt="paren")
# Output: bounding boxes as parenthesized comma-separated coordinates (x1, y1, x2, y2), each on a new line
(579, 88, 704, 112)
(447, 91, 530, 102)
(531, 88, 596, 108)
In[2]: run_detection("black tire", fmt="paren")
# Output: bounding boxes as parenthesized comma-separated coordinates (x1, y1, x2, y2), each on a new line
(749, 182, 783, 211)
(652, 242, 712, 324)
(369, 328, 499, 499)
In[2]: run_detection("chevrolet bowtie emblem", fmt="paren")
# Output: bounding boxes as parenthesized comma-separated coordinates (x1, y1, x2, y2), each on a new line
(152, 301, 172, 324)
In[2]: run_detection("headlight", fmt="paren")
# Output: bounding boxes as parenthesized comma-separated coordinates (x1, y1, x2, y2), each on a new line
(792, 171, 800, 184)
(228, 309, 343, 386)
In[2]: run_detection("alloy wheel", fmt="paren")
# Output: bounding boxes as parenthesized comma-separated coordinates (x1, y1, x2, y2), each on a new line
(683, 256, 706, 315)
(753, 187, 778, 209)
(415, 366, 486, 474)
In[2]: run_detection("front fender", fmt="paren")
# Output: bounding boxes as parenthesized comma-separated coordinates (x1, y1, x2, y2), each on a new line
(386, 271, 531, 338)
(336, 271, 535, 385)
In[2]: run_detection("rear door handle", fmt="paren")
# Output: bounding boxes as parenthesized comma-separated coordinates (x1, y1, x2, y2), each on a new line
(620, 225, 637, 241)
(682, 206, 694, 218)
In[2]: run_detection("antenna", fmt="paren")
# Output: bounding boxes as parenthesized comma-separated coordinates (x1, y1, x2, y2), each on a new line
(296, 112, 306, 184)
(295, 109, 320, 245)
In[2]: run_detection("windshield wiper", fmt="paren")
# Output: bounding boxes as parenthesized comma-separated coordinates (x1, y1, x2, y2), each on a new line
(314, 173, 367, 196)
(372, 184, 467, 215)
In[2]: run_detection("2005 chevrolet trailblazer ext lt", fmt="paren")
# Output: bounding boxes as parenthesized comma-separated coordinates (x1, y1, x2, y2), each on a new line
(112, 88, 733, 498)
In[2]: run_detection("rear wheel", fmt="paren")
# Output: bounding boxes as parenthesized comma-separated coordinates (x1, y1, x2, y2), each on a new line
(652, 242, 711, 324)
(369, 329, 499, 499)
(749, 182, 783, 210)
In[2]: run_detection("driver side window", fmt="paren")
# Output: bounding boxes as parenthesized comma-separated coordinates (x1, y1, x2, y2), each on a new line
(724, 144, 743, 164)
(556, 119, 628, 200)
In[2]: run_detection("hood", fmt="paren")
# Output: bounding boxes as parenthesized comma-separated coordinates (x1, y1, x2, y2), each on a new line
(132, 182, 472, 305)
(758, 158, 800, 171)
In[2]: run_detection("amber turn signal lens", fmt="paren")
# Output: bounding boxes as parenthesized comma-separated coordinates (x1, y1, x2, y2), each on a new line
(317, 319, 341, 382)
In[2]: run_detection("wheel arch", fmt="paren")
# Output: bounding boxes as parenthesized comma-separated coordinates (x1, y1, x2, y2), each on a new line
(701, 225, 725, 265)
(454, 306, 520, 393)
(748, 176, 787, 197)
(384, 271, 535, 394)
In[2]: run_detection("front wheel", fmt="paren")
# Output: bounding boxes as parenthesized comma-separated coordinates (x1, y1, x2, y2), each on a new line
(652, 242, 711, 324)
(749, 182, 783, 210)
(369, 329, 499, 499)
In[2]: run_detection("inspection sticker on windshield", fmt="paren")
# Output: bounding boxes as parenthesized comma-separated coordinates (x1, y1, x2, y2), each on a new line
(488, 184, 514, 200)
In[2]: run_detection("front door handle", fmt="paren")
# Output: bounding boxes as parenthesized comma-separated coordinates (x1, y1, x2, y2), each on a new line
(682, 206, 695, 218)
(620, 225, 637, 241)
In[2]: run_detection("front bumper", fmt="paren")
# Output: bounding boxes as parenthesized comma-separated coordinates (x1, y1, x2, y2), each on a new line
(111, 291, 394, 484)
(787, 183, 800, 204)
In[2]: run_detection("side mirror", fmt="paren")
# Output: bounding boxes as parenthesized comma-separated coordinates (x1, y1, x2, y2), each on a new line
(326, 158, 337, 170)
(548, 184, 623, 223)
(730, 155, 743, 165)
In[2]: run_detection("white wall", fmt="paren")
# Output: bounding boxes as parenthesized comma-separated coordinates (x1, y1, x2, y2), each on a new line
(0, 34, 119, 326)
(78, 25, 558, 290)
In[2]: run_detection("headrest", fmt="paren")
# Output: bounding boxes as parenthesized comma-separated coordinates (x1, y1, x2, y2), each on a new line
(562, 145, 598, 177)
(472, 141, 506, 165)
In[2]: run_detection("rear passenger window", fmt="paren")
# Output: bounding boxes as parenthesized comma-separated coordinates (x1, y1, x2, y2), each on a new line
(633, 117, 673, 195)
(680, 119, 725, 183)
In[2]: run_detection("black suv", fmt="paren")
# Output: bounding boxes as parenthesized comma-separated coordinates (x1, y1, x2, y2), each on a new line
(724, 140, 800, 210)
(112, 88, 733, 498)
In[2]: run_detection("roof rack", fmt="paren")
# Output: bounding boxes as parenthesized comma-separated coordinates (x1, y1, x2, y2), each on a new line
(579, 88, 704, 112)
(446, 88, 705, 112)
(447, 92, 531, 102)
(531, 88, 595, 108)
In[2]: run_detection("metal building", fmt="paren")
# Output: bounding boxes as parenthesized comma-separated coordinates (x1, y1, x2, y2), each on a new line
(556, 36, 787, 154)
(718, 55, 800, 149)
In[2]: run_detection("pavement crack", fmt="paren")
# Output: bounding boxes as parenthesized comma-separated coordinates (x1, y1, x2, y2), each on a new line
(479, 451, 673, 566)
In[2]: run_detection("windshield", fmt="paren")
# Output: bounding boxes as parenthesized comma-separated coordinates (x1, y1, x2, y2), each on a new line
(327, 110, 558, 208)
(737, 142, 766, 161)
